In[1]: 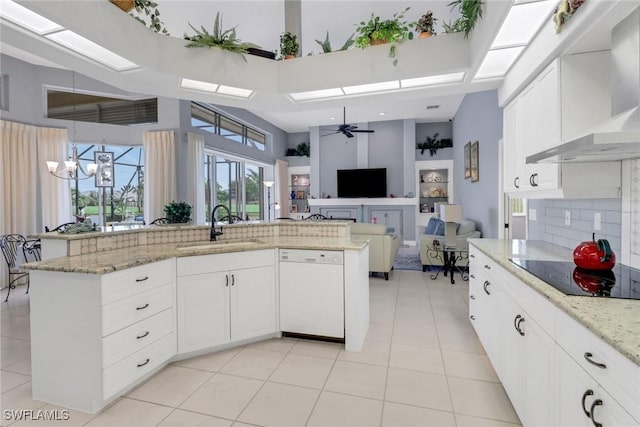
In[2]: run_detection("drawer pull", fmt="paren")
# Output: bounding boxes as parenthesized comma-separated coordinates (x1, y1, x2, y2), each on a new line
(514, 177, 520, 189)
(137, 358, 150, 368)
(483, 281, 491, 295)
(136, 303, 149, 311)
(470, 295, 476, 300)
(584, 352, 607, 369)
(469, 315, 476, 321)
(581, 389, 594, 417)
(135, 276, 149, 282)
(484, 265, 491, 270)
(136, 331, 150, 340)
(590, 399, 603, 427)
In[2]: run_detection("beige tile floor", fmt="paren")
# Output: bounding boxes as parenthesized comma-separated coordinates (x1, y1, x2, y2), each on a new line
(0, 268, 522, 427)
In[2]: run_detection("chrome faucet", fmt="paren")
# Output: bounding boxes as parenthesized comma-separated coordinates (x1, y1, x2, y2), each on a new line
(210, 204, 232, 241)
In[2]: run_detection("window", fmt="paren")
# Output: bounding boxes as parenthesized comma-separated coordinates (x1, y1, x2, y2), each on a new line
(204, 151, 265, 221)
(72, 143, 144, 224)
(47, 90, 157, 125)
(191, 102, 266, 151)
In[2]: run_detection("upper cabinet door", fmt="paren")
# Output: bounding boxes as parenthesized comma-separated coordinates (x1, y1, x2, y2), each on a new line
(531, 61, 561, 156)
(503, 99, 522, 193)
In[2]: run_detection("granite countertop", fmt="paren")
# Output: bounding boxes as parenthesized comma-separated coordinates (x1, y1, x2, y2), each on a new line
(469, 238, 640, 367)
(22, 236, 368, 275)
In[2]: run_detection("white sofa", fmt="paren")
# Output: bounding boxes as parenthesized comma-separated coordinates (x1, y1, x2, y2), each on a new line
(350, 223, 401, 280)
(419, 218, 481, 271)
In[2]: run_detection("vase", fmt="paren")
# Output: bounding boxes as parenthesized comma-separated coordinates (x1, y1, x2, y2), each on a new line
(285, 54, 296, 60)
(369, 38, 387, 46)
(109, 0, 135, 12)
(291, 190, 296, 200)
(419, 31, 432, 39)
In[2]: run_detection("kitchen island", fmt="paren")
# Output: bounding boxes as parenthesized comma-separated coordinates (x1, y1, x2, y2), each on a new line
(23, 221, 370, 413)
(469, 239, 639, 427)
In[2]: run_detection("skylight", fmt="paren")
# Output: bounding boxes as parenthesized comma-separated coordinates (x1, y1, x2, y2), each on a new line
(46, 30, 139, 71)
(342, 80, 399, 95)
(401, 72, 466, 88)
(0, 0, 62, 34)
(474, 0, 554, 80)
(180, 79, 254, 99)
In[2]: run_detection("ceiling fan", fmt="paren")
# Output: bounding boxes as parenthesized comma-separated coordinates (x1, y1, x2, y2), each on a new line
(322, 107, 375, 138)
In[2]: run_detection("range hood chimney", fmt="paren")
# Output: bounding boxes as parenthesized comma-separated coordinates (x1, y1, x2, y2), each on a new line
(528, 8, 640, 163)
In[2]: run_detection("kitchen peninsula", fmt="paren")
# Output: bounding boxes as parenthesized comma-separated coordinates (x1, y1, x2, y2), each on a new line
(23, 221, 370, 414)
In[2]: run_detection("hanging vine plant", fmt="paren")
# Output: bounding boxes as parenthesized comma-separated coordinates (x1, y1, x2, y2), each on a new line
(416, 133, 453, 156)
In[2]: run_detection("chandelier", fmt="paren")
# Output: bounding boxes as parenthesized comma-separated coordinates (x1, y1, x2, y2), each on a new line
(46, 144, 98, 180)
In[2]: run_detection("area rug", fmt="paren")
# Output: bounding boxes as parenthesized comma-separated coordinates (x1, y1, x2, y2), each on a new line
(393, 253, 423, 271)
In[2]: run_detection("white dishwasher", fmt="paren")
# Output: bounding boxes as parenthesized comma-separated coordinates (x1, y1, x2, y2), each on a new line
(279, 249, 344, 339)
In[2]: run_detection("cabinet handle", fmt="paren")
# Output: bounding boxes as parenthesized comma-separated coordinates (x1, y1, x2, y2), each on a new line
(137, 358, 150, 368)
(484, 265, 491, 270)
(225, 275, 229, 287)
(590, 399, 603, 427)
(581, 389, 594, 417)
(231, 274, 235, 286)
(469, 315, 476, 321)
(517, 316, 525, 336)
(530, 173, 539, 187)
(483, 281, 491, 295)
(584, 352, 607, 369)
(470, 274, 476, 279)
(470, 254, 475, 258)
(135, 276, 149, 282)
(136, 303, 149, 311)
(136, 331, 150, 340)
(470, 295, 476, 300)
(514, 177, 520, 189)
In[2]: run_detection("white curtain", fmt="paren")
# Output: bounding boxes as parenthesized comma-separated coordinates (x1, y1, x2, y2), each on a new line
(143, 130, 176, 224)
(36, 127, 72, 230)
(0, 120, 38, 287)
(186, 133, 205, 224)
(275, 159, 289, 218)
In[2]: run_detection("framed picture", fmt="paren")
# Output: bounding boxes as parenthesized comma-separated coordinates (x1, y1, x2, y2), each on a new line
(94, 151, 115, 187)
(470, 141, 479, 182)
(290, 204, 298, 213)
(296, 190, 305, 200)
(464, 142, 472, 179)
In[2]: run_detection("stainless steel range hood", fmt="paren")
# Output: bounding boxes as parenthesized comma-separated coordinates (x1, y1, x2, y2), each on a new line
(528, 8, 640, 163)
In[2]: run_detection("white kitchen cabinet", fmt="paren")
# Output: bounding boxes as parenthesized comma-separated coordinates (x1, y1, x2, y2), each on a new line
(176, 250, 277, 354)
(502, 55, 621, 198)
(556, 346, 636, 427)
(30, 259, 177, 413)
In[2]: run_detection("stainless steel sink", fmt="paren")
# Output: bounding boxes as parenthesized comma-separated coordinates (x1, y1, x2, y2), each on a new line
(176, 240, 261, 251)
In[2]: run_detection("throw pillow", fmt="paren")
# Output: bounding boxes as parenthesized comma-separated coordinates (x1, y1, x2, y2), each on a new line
(424, 217, 445, 236)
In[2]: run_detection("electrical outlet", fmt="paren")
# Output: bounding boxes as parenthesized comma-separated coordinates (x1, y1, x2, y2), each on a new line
(594, 212, 602, 231)
(565, 210, 571, 226)
(529, 208, 537, 221)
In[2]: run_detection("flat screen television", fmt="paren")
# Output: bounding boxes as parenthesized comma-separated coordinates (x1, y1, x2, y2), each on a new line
(337, 168, 387, 198)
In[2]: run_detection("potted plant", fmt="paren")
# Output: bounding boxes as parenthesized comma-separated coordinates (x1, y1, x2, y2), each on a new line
(354, 7, 414, 65)
(184, 12, 259, 61)
(163, 201, 192, 224)
(446, 0, 484, 38)
(131, 0, 169, 35)
(416, 133, 453, 156)
(109, 0, 135, 12)
(314, 31, 355, 53)
(280, 32, 299, 59)
(416, 11, 437, 38)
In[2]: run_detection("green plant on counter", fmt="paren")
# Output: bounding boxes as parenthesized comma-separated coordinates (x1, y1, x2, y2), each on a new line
(163, 201, 192, 224)
(184, 12, 260, 61)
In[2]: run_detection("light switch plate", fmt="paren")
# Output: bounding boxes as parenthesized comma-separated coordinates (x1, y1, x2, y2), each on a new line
(565, 210, 571, 226)
(529, 208, 537, 221)
(594, 212, 602, 230)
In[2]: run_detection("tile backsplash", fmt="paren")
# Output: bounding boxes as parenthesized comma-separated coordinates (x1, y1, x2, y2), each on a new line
(528, 198, 622, 254)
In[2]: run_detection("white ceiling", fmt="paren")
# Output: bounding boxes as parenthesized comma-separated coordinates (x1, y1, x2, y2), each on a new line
(0, 0, 585, 132)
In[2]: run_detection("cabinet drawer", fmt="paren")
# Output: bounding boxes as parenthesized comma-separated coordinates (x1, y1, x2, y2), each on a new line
(177, 249, 275, 276)
(102, 283, 174, 336)
(103, 332, 175, 399)
(102, 259, 175, 305)
(103, 308, 174, 368)
(556, 310, 640, 422)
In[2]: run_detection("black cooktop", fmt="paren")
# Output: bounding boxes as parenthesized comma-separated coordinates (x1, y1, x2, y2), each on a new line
(509, 259, 640, 300)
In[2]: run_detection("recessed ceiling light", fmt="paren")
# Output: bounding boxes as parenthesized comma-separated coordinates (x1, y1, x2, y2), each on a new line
(46, 30, 138, 71)
(491, 0, 555, 49)
(181, 78, 219, 93)
(426, 105, 440, 110)
(329, 116, 336, 120)
(475, 46, 525, 79)
(0, 0, 63, 34)
(288, 88, 344, 101)
(401, 72, 466, 88)
(342, 80, 399, 95)
(379, 112, 386, 116)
